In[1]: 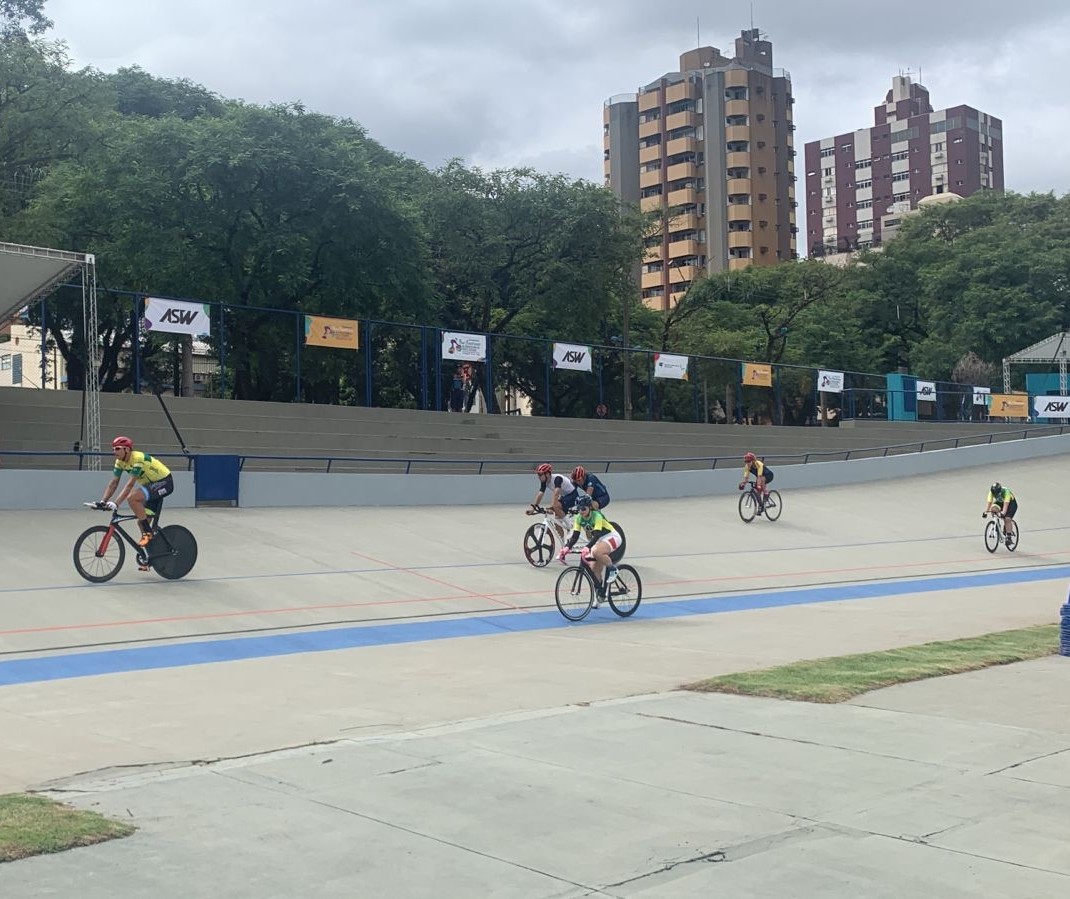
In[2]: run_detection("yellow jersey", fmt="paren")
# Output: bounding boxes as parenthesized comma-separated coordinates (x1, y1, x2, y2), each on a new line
(113, 451, 171, 485)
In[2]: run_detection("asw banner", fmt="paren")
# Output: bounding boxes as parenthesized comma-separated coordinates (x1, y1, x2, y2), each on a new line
(654, 352, 689, 380)
(1034, 395, 1070, 418)
(304, 315, 359, 350)
(973, 386, 991, 406)
(916, 380, 936, 401)
(143, 298, 211, 336)
(991, 393, 1029, 418)
(552, 342, 592, 372)
(742, 362, 772, 387)
(442, 331, 486, 362)
(817, 370, 844, 393)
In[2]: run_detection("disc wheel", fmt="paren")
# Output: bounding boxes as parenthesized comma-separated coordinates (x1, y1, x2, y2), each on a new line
(149, 525, 198, 580)
(523, 522, 556, 567)
(73, 525, 126, 583)
(983, 519, 1000, 553)
(607, 564, 642, 617)
(738, 490, 758, 523)
(554, 566, 596, 621)
(763, 490, 783, 522)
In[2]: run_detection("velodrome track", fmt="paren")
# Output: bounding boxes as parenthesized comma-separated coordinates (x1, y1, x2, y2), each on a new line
(0, 459, 1066, 791)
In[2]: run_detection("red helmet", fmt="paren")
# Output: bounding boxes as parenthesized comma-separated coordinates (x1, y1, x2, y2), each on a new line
(571, 466, 586, 483)
(535, 463, 552, 476)
(743, 451, 756, 463)
(112, 435, 134, 449)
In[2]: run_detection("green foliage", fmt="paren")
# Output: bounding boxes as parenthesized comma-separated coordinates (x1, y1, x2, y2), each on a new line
(0, 0, 51, 38)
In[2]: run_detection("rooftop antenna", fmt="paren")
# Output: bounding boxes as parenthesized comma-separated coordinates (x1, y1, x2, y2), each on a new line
(696, 16, 700, 47)
(750, 3, 754, 30)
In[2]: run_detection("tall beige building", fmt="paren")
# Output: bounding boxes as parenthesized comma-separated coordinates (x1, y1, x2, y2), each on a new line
(604, 29, 797, 310)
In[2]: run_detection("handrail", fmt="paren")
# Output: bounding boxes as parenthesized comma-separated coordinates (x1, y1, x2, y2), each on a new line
(3, 425, 1068, 473)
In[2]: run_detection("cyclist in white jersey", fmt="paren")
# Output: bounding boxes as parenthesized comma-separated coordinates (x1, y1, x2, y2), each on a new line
(527, 463, 578, 534)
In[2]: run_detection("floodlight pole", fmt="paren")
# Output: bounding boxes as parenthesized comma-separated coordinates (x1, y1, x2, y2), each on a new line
(82, 256, 101, 469)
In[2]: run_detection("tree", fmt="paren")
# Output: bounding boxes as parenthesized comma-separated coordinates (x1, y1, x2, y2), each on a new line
(0, 0, 51, 37)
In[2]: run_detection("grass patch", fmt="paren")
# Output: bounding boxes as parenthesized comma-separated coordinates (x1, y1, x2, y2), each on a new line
(686, 624, 1059, 704)
(0, 794, 134, 863)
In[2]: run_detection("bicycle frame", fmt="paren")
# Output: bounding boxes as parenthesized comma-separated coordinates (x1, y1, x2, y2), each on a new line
(96, 511, 174, 562)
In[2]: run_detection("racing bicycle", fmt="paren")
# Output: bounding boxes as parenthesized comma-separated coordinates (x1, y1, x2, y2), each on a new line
(554, 548, 642, 622)
(523, 505, 627, 568)
(74, 502, 199, 582)
(738, 479, 782, 523)
(983, 510, 1019, 553)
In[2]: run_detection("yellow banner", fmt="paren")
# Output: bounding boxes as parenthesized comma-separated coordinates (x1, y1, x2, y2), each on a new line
(742, 362, 772, 388)
(990, 393, 1029, 418)
(304, 315, 359, 350)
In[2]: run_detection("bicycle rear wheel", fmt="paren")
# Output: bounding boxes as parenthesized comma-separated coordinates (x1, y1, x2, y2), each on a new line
(150, 525, 198, 580)
(73, 525, 126, 583)
(554, 566, 595, 621)
(983, 519, 1000, 553)
(608, 521, 627, 562)
(523, 522, 556, 567)
(607, 564, 642, 617)
(763, 490, 782, 522)
(738, 490, 758, 523)
(1006, 520, 1020, 552)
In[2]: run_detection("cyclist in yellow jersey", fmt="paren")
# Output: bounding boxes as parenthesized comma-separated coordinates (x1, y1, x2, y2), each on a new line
(982, 482, 1017, 546)
(99, 435, 174, 546)
(739, 451, 774, 498)
(557, 493, 622, 602)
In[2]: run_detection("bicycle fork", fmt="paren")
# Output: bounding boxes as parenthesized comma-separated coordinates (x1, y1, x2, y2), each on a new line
(97, 525, 118, 558)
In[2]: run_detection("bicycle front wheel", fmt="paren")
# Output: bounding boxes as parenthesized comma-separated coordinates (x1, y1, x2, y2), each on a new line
(523, 522, 556, 567)
(73, 525, 126, 583)
(983, 519, 1000, 553)
(554, 566, 596, 621)
(607, 564, 642, 618)
(150, 525, 198, 580)
(1006, 520, 1020, 552)
(738, 490, 758, 523)
(763, 490, 782, 522)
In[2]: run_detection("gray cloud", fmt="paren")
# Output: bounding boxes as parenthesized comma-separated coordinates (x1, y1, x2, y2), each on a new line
(47, 0, 1070, 195)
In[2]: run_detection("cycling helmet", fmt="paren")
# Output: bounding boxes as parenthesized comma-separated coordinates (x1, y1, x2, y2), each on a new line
(743, 451, 756, 463)
(571, 466, 586, 483)
(574, 493, 593, 511)
(111, 435, 133, 449)
(990, 482, 1003, 496)
(535, 463, 552, 476)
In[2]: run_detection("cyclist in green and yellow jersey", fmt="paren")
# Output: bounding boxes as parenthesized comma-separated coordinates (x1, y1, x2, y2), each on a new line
(983, 482, 1018, 547)
(99, 436, 174, 546)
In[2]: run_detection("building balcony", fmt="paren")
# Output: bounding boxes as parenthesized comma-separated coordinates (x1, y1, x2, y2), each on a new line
(640, 194, 665, 213)
(728, 231, 753, 249)
(728, 257, 752, 271)
(638, 118, 661, 139)
(666, 264, 699, 285)
(726, 151, 752, 170)
(639, 169, 662, 190)
(665, 136, 697, 157)
(638, 89, 661, 112)
(666, 239, 700, 257)
(727, 204, 752, 222)
(726, 177, 751, 195)
(665, 110, 696, 131)
(643, 244, 664, 262)
(639, 143, 662, 164)
(641, 269, 665, 290)
(725, 99, 750, 119)
(668, 212, 699, 231)
(725, 125, 750, 143)
(665, 81, 697, 104)
(666, 161, 697, 182)
(667, 187, 698, 207)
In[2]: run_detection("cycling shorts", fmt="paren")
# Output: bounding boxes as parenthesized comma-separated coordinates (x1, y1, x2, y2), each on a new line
(138, 474, 174, 502)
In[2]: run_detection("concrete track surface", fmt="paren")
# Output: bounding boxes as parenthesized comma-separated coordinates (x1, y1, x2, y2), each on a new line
(1, 460, 1068, 897)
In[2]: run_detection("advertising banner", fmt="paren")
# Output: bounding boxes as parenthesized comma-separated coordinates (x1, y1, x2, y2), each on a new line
(442, 331, 486, 362)
(143, 298, 211, 336)
(973, 386, 991, 406)
(916, 380, 937, 401)
(654, 352, 689, 380)
(1033, 395, 1070, 418)
(817, 370, 844, 394)
(742, 362, 772, 387)
(552, 342, 592, 372)
(304, 315, 359, 350)
(991, 393, 1029, 418)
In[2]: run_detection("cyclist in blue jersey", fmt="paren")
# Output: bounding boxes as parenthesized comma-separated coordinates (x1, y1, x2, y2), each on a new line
(571, 466, 611, 511)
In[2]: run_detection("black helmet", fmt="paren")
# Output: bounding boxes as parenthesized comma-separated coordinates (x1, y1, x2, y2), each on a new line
(990, 482, 1003, 495)
(574, 493, 593, 511)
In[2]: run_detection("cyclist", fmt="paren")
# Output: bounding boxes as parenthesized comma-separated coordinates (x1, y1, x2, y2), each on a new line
(98, 435, 173, 546)
(557, 493, 622, 603)
(527, 463, 578, 533)
(738, 451, 773, 500)
(571, 466, 611, 510)
(983, 482, 1018, 546)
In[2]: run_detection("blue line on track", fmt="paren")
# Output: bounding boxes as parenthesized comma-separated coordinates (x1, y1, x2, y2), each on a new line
(1, 565, 1067, 687)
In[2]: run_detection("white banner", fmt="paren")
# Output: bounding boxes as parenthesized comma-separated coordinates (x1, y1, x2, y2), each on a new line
(654, 352, 689, 381)
(973, 386, 991, 406)
(442, 331, 486, 362)
(1034, 395, 1070, 418)
(143, 298, 211, 336)
(916, 380, 936, 401)
(817, 370, 844, 394)
(552, 342, 592, 372)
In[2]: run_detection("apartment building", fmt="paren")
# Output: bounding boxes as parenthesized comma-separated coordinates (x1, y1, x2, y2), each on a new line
(604, 29, 797, 311)
(805, 75, 1004, 256)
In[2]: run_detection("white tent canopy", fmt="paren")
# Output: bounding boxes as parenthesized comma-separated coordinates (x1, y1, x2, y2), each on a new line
(1002, 332, 1070, 394)
(0, 241, 101, 466)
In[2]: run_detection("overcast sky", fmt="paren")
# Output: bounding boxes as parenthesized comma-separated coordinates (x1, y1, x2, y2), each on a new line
(48, 0, 1070, 199)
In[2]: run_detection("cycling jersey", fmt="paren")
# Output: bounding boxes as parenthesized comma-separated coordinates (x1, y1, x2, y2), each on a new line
(987, 488, 1015, 505)
(572, 510, 616, 536)
(578, 473, 610, 505)
(742, 459, 771, 480)
(537, 473, 575, 497)
(113, 451, 171, 486)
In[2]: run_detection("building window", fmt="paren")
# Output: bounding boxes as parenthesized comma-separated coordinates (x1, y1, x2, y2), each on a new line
(891, 151, 909, 162)
(822, 167, 833, 177)
(0, 355, 10, 371)
(856, 199, 872, 209)
(856, 179, 872, 189)
(840, 143, 852, 151)
(820, 147, 835, 158)
(933, 142, 945, 152)
(857, 219, 873, 230)
(854, 159, 872, 169)
(892, 172, 910, 182)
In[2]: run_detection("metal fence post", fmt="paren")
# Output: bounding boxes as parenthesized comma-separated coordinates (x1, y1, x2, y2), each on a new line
(40, 297, 48, 389)
(420, 326, 428, 410)
(365, 320, 374, 407)
(484, 334, 494, 413)
(219, 304, 227, 399)
(294, 312, 302, 402)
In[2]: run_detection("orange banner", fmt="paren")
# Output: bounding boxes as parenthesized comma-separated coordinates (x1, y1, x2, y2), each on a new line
(304, 315, 359, 350)
(742, 362, 772, 387)
(990, 393, 1029, 418)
